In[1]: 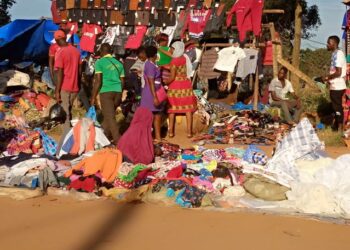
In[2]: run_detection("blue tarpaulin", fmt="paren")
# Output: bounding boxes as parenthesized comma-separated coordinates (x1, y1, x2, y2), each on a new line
(0, 19, 87, 63)
(0, 19, 58, 63)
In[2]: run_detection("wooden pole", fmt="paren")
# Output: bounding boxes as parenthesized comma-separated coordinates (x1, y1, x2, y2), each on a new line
(291, 0, 303, 94)
(253, 67, 259, 110)
(269, 23, 279, 78)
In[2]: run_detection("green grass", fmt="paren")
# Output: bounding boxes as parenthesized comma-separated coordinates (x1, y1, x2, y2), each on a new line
(317, 128, 345, 147)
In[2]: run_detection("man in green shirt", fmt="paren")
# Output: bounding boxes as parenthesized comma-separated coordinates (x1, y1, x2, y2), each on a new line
(91, 43, 125, 145)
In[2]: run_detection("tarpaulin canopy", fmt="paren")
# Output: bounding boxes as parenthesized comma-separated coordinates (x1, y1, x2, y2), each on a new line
(0, 19, 58, 63)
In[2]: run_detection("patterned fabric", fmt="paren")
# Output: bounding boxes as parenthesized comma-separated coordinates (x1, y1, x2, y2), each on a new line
(180, 185, 207, 208)
(252, 152, 268, 166)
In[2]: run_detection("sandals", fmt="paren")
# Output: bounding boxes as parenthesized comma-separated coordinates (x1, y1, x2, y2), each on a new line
(187, 133, 193, 139)
(168, 133, 175, 138)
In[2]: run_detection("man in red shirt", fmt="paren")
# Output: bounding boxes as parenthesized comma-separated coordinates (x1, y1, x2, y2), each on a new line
(54, 30, 81, 128)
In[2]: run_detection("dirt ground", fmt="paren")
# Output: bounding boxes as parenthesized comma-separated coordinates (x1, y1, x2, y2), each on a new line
(1, 98, 350, 250)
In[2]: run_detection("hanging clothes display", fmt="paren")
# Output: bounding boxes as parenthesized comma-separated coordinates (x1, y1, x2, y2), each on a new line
(80, 23, 103, 53)
(198, 48, 221, 80)
(183, 9, 212, 39)
(214, 46, 246, 73)
(236, 48, 259, 79)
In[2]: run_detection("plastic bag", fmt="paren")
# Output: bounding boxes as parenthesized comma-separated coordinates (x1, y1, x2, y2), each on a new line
(35, 128, 58, 156)
(85, 106, 97, 122)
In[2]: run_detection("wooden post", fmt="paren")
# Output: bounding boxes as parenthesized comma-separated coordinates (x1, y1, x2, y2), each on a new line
(253, 67, 259, 110)
(291, 0, 303, 94)
(269, 23, 278, 78)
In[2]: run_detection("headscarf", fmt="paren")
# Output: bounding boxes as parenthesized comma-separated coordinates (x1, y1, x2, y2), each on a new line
(117, 107, 154, 165)
(171, 41, 193, 78)
(171, 41, 185, 58)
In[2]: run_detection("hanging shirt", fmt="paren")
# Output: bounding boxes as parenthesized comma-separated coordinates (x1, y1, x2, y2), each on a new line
(214, 46, 246, 73)
(80, 24, 103, 53)
(329, 49, 347, 91)
(263, 41, 273, 66)
(183, 9, 212, 39)
(226, 0, 253, 41)
(236, 48, 259, 79)
(268, 78, 294, 104)
(124, 26, 147, 50)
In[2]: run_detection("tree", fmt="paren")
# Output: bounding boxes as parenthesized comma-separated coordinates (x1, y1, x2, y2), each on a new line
(264, 0, 321, 40)
(0, 0, 16, 27)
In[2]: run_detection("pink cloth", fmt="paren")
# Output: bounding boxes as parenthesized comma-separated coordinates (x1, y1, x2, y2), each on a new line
(117, 107, 154, 165)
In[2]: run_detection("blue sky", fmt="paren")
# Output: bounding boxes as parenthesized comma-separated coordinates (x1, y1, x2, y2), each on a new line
(9, 0, 346, 50)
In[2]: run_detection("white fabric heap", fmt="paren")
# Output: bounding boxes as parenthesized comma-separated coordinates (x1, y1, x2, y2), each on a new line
(287, 155, 350, 218)
(265, 118, 325, 187)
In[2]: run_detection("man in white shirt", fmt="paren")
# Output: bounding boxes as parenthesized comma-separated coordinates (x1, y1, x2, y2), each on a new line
(323, 35, 347, 131)
(269, 67, 302, 125)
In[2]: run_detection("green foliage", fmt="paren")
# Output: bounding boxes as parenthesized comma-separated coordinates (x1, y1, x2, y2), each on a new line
(0, 0, 16, 27)
(300, 48, 331, 79)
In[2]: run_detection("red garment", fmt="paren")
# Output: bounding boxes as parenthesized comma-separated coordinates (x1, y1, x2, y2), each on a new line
(263, 41, 273, 66)
(51, 0, 62, 24)
(49, 43, 60, 57)
(117, 107, 154, 165)
(68, 177, 96, 193)
(65, 22, 78, 40)
(80, 23, 103, 53)
(168, 56, 197, 114)
(250, 0, 264, 36)
(166, 166, 183, 178)
(54, 45, 81, 93)
(183, 9, 211, 38)
(226, 0, 253, 41)
(106, 0, 114, 8)
(124, 26, 147, 50)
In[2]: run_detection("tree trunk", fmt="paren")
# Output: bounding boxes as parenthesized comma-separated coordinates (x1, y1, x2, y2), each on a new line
(291, 0, 303, 94)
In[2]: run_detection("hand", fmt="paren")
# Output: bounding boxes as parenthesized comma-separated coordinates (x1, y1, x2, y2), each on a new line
(90, 98, 95, 106)
(153, 97, 160, 107)
(55, 91, 61, 103)
(296, 99, 302, 109)
(322, 76, 329, 83)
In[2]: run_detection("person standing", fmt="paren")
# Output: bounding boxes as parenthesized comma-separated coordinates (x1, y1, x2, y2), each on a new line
(164, 41, 197, 138)
(269, 67, 302, 125)
(140, 46, 164, 142)
(323, 36, 347, 131)
(91, 43, 125, 145)
(54, 30, 81, 129)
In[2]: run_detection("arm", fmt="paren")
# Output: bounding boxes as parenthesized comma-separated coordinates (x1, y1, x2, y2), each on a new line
(49, 56, 55, 82)
(90, 73, 102, 106)
(164, 65, 176, 85)
(147, 77, 160, 107)
(120, 77, 125, 90)
(55, 68, 63, 102)
(270, 91, 283, 102)
(325, 67, 342, 82)
(158, 47, 173, 57)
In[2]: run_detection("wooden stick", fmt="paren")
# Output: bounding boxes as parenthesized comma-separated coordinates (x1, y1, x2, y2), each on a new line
(253, 67, 259, 110)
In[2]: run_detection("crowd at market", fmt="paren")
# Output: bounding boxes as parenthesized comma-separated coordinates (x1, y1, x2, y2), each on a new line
(1, 0, 350, 220)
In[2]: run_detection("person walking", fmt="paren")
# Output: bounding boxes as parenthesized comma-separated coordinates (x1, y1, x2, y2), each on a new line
(91, 43, 125, 145)
(323, 35, 347, 131)
(164, 41, 197, 138)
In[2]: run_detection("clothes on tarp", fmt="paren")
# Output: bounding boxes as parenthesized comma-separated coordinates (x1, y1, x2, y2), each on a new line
(64, 148, 122, 183)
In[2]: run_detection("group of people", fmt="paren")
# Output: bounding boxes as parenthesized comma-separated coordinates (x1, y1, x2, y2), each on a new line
(49, 30, 197, 147)
(49, 27, 348, 152)
(268, 35, 347, 131)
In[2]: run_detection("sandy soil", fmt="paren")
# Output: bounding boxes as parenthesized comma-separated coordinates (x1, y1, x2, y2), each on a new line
(1, 98, 350, 250)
